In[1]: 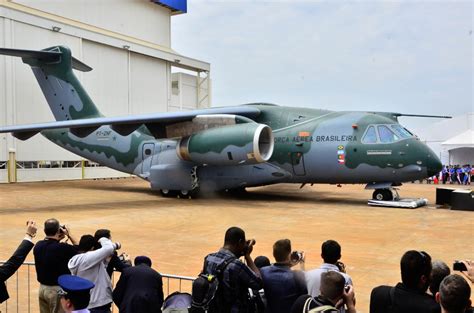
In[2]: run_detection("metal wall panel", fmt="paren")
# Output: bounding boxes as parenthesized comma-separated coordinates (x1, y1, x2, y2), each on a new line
(0, 17, 6, 162)
(14, 0, 171, 47)
(12, 21, 80, 161)
(82, 40, 129, 117)
(130, 52, 168, 114)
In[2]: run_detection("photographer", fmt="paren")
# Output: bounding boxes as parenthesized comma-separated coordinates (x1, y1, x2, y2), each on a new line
(34, 218, 78, 313)
(370, 250, 440, 313)
(291, 271, 356, 313)
(1, 221, 37, 303)
(260, 239, 307, 313)
(201, 226, 262, 313)
(305, 240, 353, 313)
(93, 229, 131, 277)
(68, 235, 120, 313)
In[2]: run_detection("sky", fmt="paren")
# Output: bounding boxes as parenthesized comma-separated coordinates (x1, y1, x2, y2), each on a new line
(171, 1, 473, 133)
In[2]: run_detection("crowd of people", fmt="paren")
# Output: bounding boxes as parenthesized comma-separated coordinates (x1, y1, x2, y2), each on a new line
(426, 165, 473, 185)
(0, 223, 472, 313)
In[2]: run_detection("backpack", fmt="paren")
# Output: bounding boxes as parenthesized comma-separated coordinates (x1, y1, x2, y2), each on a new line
(162, 292, 192, 313)
(303, 297, 338, 313)
(191, 254, 235, 313)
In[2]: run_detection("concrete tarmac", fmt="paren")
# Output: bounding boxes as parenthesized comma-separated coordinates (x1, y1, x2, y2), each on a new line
(0, 178, 472, 312)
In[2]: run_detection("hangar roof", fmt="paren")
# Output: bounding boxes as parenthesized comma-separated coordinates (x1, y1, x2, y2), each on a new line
(153, 0, 187, 15)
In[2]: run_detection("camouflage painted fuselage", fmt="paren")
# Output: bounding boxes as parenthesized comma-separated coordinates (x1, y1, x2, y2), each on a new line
(41, 104, 441, 192)
(1, 45, 441, 194)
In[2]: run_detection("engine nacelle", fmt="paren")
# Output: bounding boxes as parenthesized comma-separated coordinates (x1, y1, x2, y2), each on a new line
(177, 123, 274, 166)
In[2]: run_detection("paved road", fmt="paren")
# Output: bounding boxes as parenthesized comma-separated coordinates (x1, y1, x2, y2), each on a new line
(0, 178, 472, 312)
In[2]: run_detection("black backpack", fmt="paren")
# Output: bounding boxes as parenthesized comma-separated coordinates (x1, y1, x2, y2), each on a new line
(191, 255, 235, 313)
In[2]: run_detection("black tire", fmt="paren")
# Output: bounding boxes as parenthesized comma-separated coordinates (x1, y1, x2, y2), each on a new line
(160, 189, 178, 198)
(226, 187, 247, 196)
(372, 189, 393, 201)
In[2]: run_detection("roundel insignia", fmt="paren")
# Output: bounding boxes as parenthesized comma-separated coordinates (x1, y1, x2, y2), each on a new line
(337, 145, 344, 150)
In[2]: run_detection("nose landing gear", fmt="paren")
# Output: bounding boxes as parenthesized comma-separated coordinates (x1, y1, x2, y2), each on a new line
(372, 188, 400, 201)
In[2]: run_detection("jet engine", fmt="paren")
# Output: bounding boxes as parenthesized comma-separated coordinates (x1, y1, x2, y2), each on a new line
(177, 123, 274, 166)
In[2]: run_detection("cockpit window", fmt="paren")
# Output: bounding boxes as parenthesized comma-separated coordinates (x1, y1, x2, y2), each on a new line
(362, 124, 413, 144)
(377, 125, 400, 143)
(390, 124, 412, 139)
(362, 126, 378, 143)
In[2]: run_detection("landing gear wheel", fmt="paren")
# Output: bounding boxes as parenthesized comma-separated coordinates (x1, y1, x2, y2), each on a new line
(160, 189, 178, 198)
(372, 189, 393, 201)
(178, 190, 192, 199)
(225, 187, 248, 196)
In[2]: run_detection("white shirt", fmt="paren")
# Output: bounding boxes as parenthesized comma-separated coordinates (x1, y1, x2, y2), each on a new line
(305, 263, 353, 313)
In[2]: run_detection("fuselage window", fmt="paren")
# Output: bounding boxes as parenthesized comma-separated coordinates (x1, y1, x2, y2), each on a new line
(362, 126, 378, 143)
(378, 125, 399, 143)
(390, 124, 412, 139)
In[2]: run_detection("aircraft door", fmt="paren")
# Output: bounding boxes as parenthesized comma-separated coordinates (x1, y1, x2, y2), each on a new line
(142, 143, 155, 174)
(291, 152, 306, 176)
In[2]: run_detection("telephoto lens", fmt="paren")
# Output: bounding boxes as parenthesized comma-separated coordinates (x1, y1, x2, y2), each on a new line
(114, 242, 121, 250)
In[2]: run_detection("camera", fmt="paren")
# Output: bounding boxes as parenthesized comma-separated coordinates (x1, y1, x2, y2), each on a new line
(59, 225, 67, 235)
(336, 261, 346, 273)
(113, 242, 122, 250)
(291, 251, 303, 262)
(243, 239, 256, 254)
(453, 261, 467, 271)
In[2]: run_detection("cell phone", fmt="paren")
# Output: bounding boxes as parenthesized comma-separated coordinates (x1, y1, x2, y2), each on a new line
(453, 261, 467, 271)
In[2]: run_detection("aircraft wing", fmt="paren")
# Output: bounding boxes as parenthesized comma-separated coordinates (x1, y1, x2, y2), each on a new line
(0, 106, 262, 140)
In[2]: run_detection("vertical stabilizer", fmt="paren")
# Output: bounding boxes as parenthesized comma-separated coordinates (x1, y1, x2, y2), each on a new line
(0, 46, 101, 121)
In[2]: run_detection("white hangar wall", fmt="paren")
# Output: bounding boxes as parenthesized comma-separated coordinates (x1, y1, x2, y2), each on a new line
(16, 0, 171, 47)
(0, 0, 210, 183)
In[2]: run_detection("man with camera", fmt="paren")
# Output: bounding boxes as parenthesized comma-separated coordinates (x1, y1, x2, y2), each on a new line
(93, 229, 131, 277)
(1, 221, 37, 304)
(34, 218, 78, 313)
(201, 226, 263, 313)
(305, 240, 353, 312)
(260, 239, 307, 313)
(370, 250, 440, 313)
(68, 235, 121, 313)
(291, 271, 356, 313)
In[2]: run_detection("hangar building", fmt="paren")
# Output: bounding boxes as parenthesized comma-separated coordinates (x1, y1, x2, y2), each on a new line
(0, 0, 211, 183)
(416, 112, 473, 165)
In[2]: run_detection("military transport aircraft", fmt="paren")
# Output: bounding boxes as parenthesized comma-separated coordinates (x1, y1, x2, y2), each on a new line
(0, 46, 445, 200)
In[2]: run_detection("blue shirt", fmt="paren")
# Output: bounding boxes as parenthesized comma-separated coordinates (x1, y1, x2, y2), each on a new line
(204, 248, 262, 313)
(261, 263, 307, 313)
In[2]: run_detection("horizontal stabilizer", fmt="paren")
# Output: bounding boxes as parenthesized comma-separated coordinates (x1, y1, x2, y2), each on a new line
(0, 47, 92, 72)
(0, 48, 61, 60)
(71, 57, 92, 72)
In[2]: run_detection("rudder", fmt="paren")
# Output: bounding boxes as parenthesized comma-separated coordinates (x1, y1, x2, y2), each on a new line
(0, 45, 101, 121)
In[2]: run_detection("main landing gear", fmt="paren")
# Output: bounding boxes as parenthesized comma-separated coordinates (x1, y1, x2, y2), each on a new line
(160, 189, 198, 199)
(372, 188, 400, 201)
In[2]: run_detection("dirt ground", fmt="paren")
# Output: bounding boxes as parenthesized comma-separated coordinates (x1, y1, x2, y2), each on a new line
(0, 178, 472, 312)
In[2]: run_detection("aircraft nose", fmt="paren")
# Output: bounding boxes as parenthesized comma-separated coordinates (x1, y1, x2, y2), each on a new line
(426, 150, 442, 177)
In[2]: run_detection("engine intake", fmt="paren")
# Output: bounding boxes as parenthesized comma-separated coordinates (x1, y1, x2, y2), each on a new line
(177, 123, 274, 166)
